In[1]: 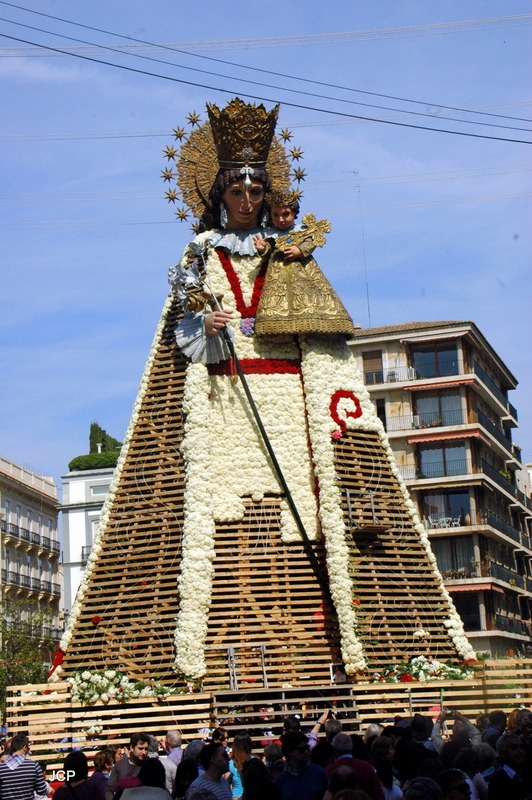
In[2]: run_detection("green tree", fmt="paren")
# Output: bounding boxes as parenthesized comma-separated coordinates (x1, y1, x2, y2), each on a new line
(0, 599, 56, 719)
(89, 422, 122, 454)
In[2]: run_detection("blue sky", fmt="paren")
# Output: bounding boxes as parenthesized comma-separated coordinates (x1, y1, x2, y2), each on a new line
(1, 1, 531, 491)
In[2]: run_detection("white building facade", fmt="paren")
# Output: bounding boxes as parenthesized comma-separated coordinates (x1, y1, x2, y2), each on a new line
(0, 455, 62, 635)
(61, 466, 114, 614)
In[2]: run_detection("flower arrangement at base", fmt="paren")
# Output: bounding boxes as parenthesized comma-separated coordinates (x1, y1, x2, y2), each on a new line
(68, 669, 173, 705)
(372, 655, 475, 684)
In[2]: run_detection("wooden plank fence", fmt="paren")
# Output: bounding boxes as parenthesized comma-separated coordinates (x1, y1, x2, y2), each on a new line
(6, 660, 532, 769)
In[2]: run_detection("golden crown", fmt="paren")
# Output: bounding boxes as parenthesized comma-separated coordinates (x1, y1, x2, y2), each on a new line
(266, 188, 303, 208)
(206, 98, 279, 169)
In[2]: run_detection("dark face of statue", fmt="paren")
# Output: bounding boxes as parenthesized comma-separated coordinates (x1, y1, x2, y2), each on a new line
(221, 179, 264, 230)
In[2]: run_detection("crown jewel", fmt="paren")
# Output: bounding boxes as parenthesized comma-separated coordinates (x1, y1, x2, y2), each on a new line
(206, 98, 279, 169)
(266, 188, 303, 208)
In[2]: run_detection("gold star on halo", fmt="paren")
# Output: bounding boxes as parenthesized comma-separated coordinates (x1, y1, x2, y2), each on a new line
(187, 111, 201, 127)
(190, 221, 201, 234)
(290, 146, 304, 161)
(293, 167, 307, 182)
(160, 168, 175, 182)
(173, 127, 186, 140)
(165, 189, 179, 203)
(280, 128, 293, 142)
(163, 145, 178, 160)
(175, 207, 189, 221)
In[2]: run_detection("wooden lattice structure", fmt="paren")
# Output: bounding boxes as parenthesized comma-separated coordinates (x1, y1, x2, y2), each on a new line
(8, 661, 532, 766)
(58, 296, 461, 690)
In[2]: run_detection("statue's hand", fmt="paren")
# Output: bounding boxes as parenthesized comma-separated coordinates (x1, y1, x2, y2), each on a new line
(205, 309, 233, 335)
(252, 234, 266, 253)
(284, 245, 303, 260)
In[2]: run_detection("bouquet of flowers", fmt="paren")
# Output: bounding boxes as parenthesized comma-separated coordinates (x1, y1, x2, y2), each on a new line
(68, 669, 172, 705)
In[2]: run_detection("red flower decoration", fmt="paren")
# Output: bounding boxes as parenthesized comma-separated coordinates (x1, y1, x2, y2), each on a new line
(329, 390, 363, 433)
(140, 580, 147, 586)
(91, 615, 101, 625)
(331, 430, 343, 440)
(49, 647, 64, 676)
(400, 673, 414, 682)
(353, 598, 361, 605)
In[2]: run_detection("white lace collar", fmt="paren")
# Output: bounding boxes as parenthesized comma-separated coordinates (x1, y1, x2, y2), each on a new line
(208, 228, 276, 256)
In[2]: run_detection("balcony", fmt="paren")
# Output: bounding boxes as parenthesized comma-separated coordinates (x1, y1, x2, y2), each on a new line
(364, 365, 418, 385)
(473, 361, 516, 418)
(480, 459, 515, 493)
(488, 614, 531, 637)
(476, 409, 513, 453)
(487, 562, 525, 589)
(387, 408, 466, 433)
(485, 510, 520, 543)
(461, 613, 482, 632)
(1, 522, 60, 553)
(1, 570, 60, 595)
(417, 458, 469, 480)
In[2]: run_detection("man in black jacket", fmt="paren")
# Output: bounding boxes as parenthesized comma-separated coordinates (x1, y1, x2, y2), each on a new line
(488, 734, 527, 800)
(105, 733, 150, 800)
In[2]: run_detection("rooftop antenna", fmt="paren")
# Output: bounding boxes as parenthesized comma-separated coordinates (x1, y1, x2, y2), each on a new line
(353, 169, 371, 327)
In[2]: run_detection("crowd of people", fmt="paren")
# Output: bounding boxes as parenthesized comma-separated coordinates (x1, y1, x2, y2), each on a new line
(0, 706, 531, 800)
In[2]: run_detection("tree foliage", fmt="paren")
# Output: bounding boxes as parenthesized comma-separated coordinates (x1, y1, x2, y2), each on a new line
(0, 599, 56, 718)
(89, 422, 122, 454)
(68, 451, 120, 472)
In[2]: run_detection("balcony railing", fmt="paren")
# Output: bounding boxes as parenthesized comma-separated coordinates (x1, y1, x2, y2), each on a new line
(461, 613, 482, 632)
(473, 361, 511, 410)
(364, 365, 418, 385)
(483, 561, 524, 589)
(488, 614, 531, 636)
(480, 459, 515, 494)
(526, 576, 532, 594)
(1, 570, 60, 595)
(387, 408, 466, 432)
(485, 510, 520, 543)
(417, 458, 469, 479)
(1, 522, 60, 553)
(398, 465, 416, 481)
(508, 401, 518, 421)
(476, 409, 513, 453)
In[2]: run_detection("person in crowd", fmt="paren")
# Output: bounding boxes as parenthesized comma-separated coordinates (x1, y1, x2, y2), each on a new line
(183, 741, 206, 774)
(480, 713, 506, 749)
(370, 738, 395, 764)
(52, 752, 98, 800)
(164, 731, 184, 767)
(393, 724, 431, 785)
(89, 750, 115, 800)
(323, 765, 358, 799)
(274, 730, 328, 800)
(0, 733, 48, 800)
(120, 759, 172, 800)
(212, 730, 229, 751)
(487, 733, 527, 799)
(403, 777, 443, 800)
(435, 769, 472, 799)
(34, 761, 52, 800)
(175, 760, 199, 800)
(105, 733, 150, 800)
(372, 759, 403, 800)
(364, 726, 384, 750)
(350, 735, 371, 763)
(146, 734, 176, 796)
(240, 758, 278, 799)
(325, 733, 385, 800)
(228, 734, 253, 799)
(309, 741, 334, 770)
(263, 743, 284, 782)
(410, 716, 437, 753)
(452, 749, 487, 800)
(470, 745, 496, 783)
(431, 712, 480, 756)
(307, 709, 343, 748)
(186, 743, 232, 800)
(505, 710, 520, 734)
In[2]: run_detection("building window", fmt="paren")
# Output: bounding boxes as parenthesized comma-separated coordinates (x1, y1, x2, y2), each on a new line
(452, 593, 481, 631)
(374, 399, 386, 430)
(431, 536, 474, 575)
(411, 342, 459, 379)
(27, 510, 32, 531)
(413, 390, 463, 427)
(418, 441, 467, 478)
(16, 505, 21, 526)
(38, 514, 43, 534)
(362, 350, 383, 385)
(4, 500, 10, 522)
(421, 489, 470, 525)
(90, 485, 110, 496)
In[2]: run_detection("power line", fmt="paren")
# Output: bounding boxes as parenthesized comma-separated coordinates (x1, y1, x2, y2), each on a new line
(1, 1, 531, 126)
(1, 31, 531, 146)
(2, 14, 530, 135)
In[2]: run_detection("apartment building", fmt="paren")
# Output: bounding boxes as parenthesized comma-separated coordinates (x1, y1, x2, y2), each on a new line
(0, 455, 62, 636)
(61, 465, 115, 614)
(350, 320, 532, 656)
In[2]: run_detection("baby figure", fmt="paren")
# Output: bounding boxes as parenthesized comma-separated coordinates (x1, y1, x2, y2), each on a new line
(254, 189, 355, 337)
(253, 189, 314, 262)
